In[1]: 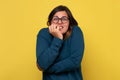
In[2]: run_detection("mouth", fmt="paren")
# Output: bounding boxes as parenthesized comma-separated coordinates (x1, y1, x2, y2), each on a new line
(59, 26, 64, 30)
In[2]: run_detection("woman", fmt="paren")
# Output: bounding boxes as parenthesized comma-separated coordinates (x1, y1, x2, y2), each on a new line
(36, 5, 84, 80)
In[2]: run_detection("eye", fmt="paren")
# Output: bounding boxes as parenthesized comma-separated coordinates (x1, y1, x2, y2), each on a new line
(62, 18, 68, 20)
(61, 17, 68, 20)
(61, 17, 69, 22)
(52, 17, 59, 23)
(53, 17, 58, 20)
(52, 16, 59, 20)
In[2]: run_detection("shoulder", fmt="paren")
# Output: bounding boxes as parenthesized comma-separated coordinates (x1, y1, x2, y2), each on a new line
(38, 28, 48, 35)
(70, 26, 84, 47)
(72, 26, 83, 36)
(37, 27, 51, 38)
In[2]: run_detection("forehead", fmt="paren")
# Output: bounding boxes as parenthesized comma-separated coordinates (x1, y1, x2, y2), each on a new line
(54, 11, 68, 17)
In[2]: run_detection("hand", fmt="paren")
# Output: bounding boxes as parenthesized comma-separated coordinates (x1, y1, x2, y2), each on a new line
(49, 24, 63, 40)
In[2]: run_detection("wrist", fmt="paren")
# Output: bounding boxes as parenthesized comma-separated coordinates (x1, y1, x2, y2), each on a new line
(58, 35, 63, 40)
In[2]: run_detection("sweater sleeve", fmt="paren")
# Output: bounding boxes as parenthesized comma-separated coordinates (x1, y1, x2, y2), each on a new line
(36, 28, 63, 71)
(45, 26, 84, 73)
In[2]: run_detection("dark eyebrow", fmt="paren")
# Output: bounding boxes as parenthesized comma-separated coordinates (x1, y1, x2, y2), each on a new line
(53, 16, 59, 18)
(53, 16, 68, 18)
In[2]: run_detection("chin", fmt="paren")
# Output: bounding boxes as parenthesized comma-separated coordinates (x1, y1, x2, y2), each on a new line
(60, 31, 66, 34)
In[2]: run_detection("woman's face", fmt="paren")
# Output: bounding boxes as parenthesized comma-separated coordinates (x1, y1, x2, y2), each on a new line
(51, 11, 69, 34)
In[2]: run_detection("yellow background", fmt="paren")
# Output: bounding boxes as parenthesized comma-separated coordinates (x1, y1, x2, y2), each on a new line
(0, 0, 120, 80)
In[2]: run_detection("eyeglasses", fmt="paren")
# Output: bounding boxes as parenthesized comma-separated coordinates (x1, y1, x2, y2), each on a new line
(52, 16, 69, 24)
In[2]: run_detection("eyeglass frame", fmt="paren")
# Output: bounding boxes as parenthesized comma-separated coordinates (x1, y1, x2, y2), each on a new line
(52, 16, 69, 24)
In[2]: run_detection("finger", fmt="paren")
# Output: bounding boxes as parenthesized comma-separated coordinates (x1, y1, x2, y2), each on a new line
(51, 24, 55, 32)
(52, 24, 55, 28)
(52, 24, 57, 32)
(56, 26, 59, 31)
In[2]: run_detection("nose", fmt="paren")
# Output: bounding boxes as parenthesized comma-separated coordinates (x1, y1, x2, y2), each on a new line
(58, 19, 62, 24)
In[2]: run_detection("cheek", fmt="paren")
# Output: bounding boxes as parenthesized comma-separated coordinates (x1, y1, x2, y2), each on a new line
(65, 25, 69, 30)
(62, 25, 69, 34)
(64, 23, 69, 30)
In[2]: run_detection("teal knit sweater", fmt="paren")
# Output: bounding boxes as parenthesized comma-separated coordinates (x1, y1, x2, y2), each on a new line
(36, 26, 84, 80)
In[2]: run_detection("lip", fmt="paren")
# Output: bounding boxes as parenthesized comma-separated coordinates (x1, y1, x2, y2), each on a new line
(59, 26, 63, 30)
